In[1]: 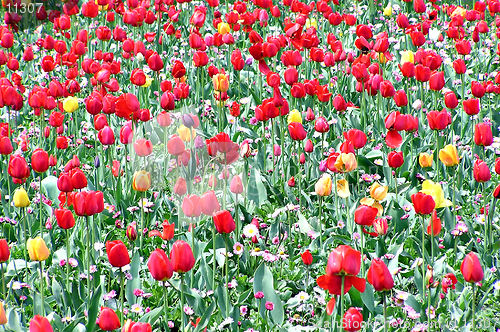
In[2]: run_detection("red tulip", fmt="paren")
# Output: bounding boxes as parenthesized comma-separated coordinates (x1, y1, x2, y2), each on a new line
(411, 192, 435, 215)
(474, 123, 493, 146)
(30, 315, 54, 332)
(473, 159, 491, 182)
(427, 109, 451, 130)
(106, 240, 130, 268)
(399, 62, 415, 78)
(366, 258, 394, 291)
(343, 307, 363, 332)
(471, 81, 485, 98)
(495, 157, 500, 175)
(463, 98, 480, 115)
(171, 60, 186, 78)
(147, 52, 164, 71)
(426, 210, 442, 236)
(149, 220, 175, 241)
(393, 90, 408, 107)
(55, 208, 75, 229)
(455, 39, 471, 55)
(70, 168, 87, 189)
(316, 245, 366, 295)
(32, 148, 49, 173)
(314, 116, 329, 133)
(122, 321, 152, 332)
(444, 91, 458, 109)
(170, 240, 195, 273)
(354, 205, 378, 226)
(429, 71, 445, 91)
(98, 307, 121, 331)
(387, 151, 404, 168)
(0, 136, 13, 155)
(8, 154, 30, 183)
(213, 210, 236, 234)
(415, 64, 431, 82)
(460, 252, 484, 283)
(205, 132, 239, 165)
(98, 126, 115, 145)
(301, 250, 313, 265)
(452, 59, 466, 74)
(74, 191, 104, 216)
(116, 93, 140, 120)
(288, 122, 307, 140)
(343, 129, 366, 149)
(0, 239, 10, 262)
(148, 249, 173, 281)
(414, 0, 425, 12)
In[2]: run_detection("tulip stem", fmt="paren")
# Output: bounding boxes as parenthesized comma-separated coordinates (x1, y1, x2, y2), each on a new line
(429, 217, 434, 332)
(163, 283, 169, 329)
(434, 130, 440, 183)
(383, 292, 388, 332)
(39, 174, 43, 237)
(339, 275, 345, 332)
(23, 208, 28, 265)
(235, 194, 239, 242)
(120, 267, 125, 325)
(66, 229, 70, 291)
(472, 283, 476, 332)
(421, 216, 426, 300)
(225, 234, 230, 318)
(271, 118, 275, 184)
(223, 154, 228, 210)
(318, 196, 323, 249)
(86, 216, 91, 299)
(359, 225, 365, 277)
(191, 218, 195, 289)
(1, 263, 5, 300)
(212, 222, 216, 290)
(39, 261, 45, 317)
(482, 183, 488, 251)
(140, 191, 145, 253)
(180, 273, 185, 330)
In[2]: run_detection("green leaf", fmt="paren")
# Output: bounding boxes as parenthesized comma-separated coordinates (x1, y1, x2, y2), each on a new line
(248, 167, 267, 208)
(41, 175, 60, 206)
(360, 284, 375, 314)
(126, 252, 141, 305)
(86, 285, 102, 332)
(6, 308, 22, 331)
(194, 301, 215, 332)
(253, 263, 284, 325)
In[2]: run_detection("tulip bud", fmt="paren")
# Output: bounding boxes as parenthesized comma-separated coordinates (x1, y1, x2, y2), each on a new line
(299, 153, 305, 164)
(304, 139, 313, 153)
(273, 144, 281, 156)
(288, 176, 296, 187)
(94, 156, 100, 168)
(182, 114, 195, 128)
(126, 225, 138, 242)
(301, 250, 313, 265)
(13, 187, 30, 207)
(373, 218, 388, 236)
(27, 237, 50, 261)
(230, 175, 243, 194)
(419, 152, 433, 168)
(305, 108, 315, 121)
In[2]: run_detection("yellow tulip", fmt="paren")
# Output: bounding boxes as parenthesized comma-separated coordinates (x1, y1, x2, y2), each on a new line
(13, 187, 30, 208)
(287, 109, 302, 124)
(419, 152, 433, 168)
(379, 53, 389, 64)
(336, 179, 350, 198)
(334, 153, 357, 173)
(400, 50, 414, 65)
(451, 6, 466, 18)
(63, 97, 78, 113)
(27, 237, 50, 261)
(383, 4, 392, 16)
(315, 174, 332, 197)
(0, 302, 6, 325)
(439, 145, 459, 167)
(421, 180, 452, 209)
(305, 18, 317, 29)
(213, 73, 230, 92)
(370, 182, 388, 201)
(132, 171, 151, 192)
(141, 76, 153, 88)
(177, 125, 196, 142)
(217, 22, 231, 35)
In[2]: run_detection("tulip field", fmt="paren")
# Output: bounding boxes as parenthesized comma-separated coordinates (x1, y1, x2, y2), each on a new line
(2, 0, 500, 331)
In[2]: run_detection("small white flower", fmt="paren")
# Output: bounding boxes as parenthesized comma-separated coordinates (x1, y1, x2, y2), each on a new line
(243, 224, 259, 238)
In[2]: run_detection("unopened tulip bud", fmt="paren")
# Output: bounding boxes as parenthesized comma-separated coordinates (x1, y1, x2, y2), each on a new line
(319, 160, 327, 172)
(126, 225, 138, 242)
(419, 152, 433, 168)
(94, 156, 100, 168)
(300, 153, 305, 164)
(304, 139, 313, 153)
(230, 175, 243, 194)
(182, 114, 195, 128)
(13, 187, 29, 208)
(273, 144, 281, 156)
(288, 176, 296, 187)
(305, 108, 315, 121)
(373, 218, 388, 235)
